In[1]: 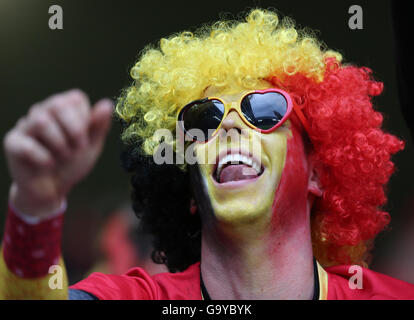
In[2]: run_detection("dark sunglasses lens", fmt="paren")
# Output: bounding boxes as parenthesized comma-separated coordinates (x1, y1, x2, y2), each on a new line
(241, 92, 288, 130)
(182, 100, 225, 141)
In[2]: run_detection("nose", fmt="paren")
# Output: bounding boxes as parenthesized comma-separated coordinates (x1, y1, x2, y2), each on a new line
(219, 110, 248, 137)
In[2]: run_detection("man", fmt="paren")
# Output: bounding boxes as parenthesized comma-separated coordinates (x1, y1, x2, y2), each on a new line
(1, 8, 414, 300)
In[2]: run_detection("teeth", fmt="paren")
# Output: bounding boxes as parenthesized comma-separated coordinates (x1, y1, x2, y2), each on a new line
(252, 161, 260, 174)
(216, 153, 262, 181)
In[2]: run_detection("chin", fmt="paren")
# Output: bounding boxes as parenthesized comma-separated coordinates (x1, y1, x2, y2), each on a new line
(212, 200, 272, 225)
(206, 171, 277, 226)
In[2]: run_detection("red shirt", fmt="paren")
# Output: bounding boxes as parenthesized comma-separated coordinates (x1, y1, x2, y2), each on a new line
(70, 262, 414, 300)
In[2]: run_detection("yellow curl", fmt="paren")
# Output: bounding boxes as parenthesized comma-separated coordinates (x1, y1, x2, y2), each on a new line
(116, 8, 342, 155)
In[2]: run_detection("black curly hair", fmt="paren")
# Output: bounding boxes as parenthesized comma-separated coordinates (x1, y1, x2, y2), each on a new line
(120, 142, 202, 273)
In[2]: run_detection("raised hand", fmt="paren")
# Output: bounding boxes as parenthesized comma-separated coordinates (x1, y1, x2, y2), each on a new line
(3, 89, 113, 219)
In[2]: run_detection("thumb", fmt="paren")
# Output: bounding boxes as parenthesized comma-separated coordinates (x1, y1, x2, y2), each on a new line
(88, 98, 113, 146)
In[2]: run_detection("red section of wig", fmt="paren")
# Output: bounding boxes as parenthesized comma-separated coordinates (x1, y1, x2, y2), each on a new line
(268, 58, 405, 266)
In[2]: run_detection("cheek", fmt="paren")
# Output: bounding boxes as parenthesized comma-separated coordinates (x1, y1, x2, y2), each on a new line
(193, 145, 217, 189)
(270, 128, 309, 229)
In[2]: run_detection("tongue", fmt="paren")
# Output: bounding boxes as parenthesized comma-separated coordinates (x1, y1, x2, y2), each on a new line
(219, 164, 259, 183)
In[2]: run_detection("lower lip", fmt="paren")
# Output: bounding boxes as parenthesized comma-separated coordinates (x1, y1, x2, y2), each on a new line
(211, 169, 264, 189)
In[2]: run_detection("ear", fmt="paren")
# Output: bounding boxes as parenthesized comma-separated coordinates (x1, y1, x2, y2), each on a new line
(308, 164, 323, 198)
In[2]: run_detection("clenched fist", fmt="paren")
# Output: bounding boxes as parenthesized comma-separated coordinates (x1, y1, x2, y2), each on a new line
(3, 89, 113, 219)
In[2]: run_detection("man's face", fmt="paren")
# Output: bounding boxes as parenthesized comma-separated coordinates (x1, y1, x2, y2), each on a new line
(192, 84, 294, 226)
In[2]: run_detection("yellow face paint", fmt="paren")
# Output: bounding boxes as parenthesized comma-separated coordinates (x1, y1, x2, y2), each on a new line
(193, 84, 292, 226)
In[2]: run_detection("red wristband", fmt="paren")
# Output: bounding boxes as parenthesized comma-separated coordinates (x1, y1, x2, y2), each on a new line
(2, 206, 64, 278)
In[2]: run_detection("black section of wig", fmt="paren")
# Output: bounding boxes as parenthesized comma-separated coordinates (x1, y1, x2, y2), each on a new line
(120, 143, 201, 272)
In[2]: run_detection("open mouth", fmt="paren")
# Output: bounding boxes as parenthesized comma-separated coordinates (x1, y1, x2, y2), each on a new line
(213, 152, 264, 184)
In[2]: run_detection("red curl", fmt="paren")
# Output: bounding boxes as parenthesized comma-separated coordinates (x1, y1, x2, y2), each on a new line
(269, 62, 405, 266)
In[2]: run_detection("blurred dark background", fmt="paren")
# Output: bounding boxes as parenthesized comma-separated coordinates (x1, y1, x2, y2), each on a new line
(1, 0, 413, 285)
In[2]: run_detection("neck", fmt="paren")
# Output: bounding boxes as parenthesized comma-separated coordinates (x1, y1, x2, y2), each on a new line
(200, 205, 315, 300)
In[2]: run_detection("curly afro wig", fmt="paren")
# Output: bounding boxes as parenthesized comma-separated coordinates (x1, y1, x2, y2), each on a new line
(117, 9, 404, 272)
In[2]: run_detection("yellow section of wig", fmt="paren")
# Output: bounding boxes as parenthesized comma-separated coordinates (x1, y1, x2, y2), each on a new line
(116, 8, 342, 155)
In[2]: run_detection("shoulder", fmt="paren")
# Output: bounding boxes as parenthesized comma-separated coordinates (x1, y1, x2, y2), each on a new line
(69, 262, 201, 300)
(325, 264, 414, 300)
